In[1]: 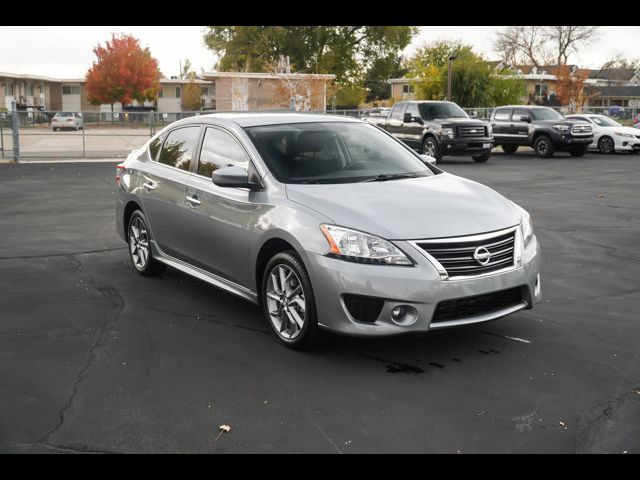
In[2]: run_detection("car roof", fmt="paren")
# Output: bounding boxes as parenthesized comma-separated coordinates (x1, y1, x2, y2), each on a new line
(168, 112, 364, 128)
(494, 105, 552, 109)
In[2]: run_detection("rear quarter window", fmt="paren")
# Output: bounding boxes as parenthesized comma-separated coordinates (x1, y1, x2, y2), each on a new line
(494, 109, 512, 121)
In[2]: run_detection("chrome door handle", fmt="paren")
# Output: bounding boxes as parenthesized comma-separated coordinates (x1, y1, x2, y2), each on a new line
(186, 195, 201, 206)
(143, 181, 156, 190)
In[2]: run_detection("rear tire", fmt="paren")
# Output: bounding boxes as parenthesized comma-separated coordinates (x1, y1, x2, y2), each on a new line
(421, 136, 442, 163)
(472, 153, 491, 163)
(533, 135, 555, 158)
(127, 210, 166, 277)
(569, 145, 588, 157)
(502, 144, 518, 154)
(262, 251, 319, 350)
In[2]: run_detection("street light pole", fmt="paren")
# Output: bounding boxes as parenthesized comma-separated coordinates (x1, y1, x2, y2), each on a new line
(447, 54, 458, 102)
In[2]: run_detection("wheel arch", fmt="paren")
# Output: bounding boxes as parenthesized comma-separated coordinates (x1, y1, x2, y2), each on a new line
(255, 236, 303, 301)
(123, 200, 143, 241)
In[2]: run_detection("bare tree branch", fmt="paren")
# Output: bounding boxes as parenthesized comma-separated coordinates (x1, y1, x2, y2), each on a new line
(546, 26, 600, 65)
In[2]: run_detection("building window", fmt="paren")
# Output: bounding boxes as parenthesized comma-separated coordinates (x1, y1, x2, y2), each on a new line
(201, 86, 210, 96)
(62, 85, 80, 95)
(175, 87, 181, 98)
(7, 83, 14, 95)
(534, 84, 548, 102)
(402, 84, 414, 94)
(158, 88, 163, 98)
(28, 84, 34, 96)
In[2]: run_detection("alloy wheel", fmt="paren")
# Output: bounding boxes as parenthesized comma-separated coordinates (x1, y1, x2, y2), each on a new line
(536, 138, 549, 155)
(265, 264, 306, 340)
(129, 217, 150, 270)
(424, 139, 437, 157)
(599, 137, 614, 154)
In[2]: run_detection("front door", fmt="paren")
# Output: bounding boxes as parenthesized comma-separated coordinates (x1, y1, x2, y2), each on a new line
(510, 108, 531, 143)
(182, 126, 257, 288)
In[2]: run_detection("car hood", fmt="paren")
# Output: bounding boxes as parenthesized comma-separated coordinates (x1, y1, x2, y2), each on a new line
(285, 173, 520, 240)
(433, 117, 488, 126)
(603, 125, 640, 135)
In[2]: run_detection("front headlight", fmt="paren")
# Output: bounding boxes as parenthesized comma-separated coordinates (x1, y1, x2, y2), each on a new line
(320, 225, 413, 266)
(615, 131, 634, 138)
(512, 203, 534, 247)
(553, 124, 570, 132)
(440, 127, 455, 139)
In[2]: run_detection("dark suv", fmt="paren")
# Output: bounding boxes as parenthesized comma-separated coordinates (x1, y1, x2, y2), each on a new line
(491, 106, 593, 158)
(381, 101, 493, 163)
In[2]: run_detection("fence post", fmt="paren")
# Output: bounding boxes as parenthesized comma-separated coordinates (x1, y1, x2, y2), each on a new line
(0, 116, 4, 159)
(11, 101, 19, 162)
(81, 112, 86, 157)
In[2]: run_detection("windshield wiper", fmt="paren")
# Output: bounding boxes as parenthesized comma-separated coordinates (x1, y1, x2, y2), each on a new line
(361, 173, 423, 183)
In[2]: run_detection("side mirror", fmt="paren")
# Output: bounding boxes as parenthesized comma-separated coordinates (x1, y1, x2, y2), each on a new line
(419, 154, 436, 165)
(403, 112, 412, 123)
(212, 166, 260, 191)
(518, 115, 530, 123)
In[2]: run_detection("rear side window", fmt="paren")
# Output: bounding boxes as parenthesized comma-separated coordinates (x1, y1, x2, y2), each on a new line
(197, 127, 249, 177)
(390, 103, 407, 120)
(494, 109, 512, 121)
(149, 134, 165, 161)
(158, 126, 201, 171)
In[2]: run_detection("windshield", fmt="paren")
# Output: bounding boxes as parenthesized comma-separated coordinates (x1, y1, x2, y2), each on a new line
(530, 108, 563, 121)
(419, 102, 468, 119)
(245, 122, 435, 184)
(590, 115, 620, 127)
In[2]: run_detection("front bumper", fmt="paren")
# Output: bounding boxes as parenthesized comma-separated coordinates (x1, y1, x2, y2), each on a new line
(439, 137, 494, 156)
(304, 235, 541, 336)
(554, 134, 593, 147)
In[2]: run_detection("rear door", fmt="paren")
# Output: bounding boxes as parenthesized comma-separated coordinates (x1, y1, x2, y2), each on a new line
(491, 108, 513, 143)
(139, 125, 202, 260)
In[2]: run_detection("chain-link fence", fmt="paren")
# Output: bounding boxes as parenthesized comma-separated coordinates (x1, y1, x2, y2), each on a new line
(2, 105, 638, 161)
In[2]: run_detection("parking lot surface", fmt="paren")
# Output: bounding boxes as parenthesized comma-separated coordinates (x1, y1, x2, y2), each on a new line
(1, 150, 639, 453)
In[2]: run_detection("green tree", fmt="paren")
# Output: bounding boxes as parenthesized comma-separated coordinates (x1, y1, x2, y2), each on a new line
(203, 26, 417, 84)
(363, 55, 407, 102)
(408, 40, 525, 107)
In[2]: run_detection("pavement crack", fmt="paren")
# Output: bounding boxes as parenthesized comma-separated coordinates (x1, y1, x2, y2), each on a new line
(42, 254, 125, 443)
(0, 246, 126, 261)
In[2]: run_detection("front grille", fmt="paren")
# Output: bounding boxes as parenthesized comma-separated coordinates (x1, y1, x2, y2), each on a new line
(571, 124, 592, 135)
(416, 229, 516, 278)
(343, 294, 384, 323)
(457, 125, 487, 138)
(432, 286, 525, 323)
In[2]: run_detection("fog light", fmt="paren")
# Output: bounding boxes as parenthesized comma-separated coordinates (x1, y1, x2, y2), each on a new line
(391, 306, 407, 321)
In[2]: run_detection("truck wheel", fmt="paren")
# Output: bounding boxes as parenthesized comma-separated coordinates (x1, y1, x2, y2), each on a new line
(502, 144, 518, 154)
(569, 145, 588, 157)
(472, 153, 491, 163)
(421, 136, 442, 162)
(533, 135, 555, 158)
(597, 136, 614, 154)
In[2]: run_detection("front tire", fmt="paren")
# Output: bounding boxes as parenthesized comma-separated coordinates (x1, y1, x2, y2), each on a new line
(127, 210, 166, 277)
(598, 136, 615, 154)
(502, 144, 518, 154)
(421, 136, 442, 162)
(472, 153, 491, 163)
(533, 135, 555, 158)
(262, 251, 318, 350)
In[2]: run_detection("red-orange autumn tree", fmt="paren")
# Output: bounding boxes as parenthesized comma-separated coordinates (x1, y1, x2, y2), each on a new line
(85, 34, 161, 112)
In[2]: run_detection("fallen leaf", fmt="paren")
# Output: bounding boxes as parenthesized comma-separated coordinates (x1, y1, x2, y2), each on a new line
(559, 421, 565, 426)
(597, 193, 605, 198)
(220, 425, 231, 433)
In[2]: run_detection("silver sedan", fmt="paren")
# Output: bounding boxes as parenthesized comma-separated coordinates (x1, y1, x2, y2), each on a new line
(116, 113, 542, 349)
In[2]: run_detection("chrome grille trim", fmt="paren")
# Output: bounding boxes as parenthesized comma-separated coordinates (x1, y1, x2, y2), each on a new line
(571, 124, 592, 135)
(408, 226, 522, 281)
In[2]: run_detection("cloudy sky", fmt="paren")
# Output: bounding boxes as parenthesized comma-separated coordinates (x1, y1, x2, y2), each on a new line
(1, 26, 638, 79)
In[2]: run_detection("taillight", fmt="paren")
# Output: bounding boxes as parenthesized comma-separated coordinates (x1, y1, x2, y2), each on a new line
(116, 164, 125, 183)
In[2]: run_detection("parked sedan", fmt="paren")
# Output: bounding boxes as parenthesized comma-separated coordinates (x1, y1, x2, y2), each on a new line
(566, 114, 640, 153)
(51, 112, 83, 131)
(116, 113, 542, 349)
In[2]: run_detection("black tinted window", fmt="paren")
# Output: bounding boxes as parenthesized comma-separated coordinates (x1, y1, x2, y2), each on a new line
(158, 126, 200, 171)
(419, 102, 468, 120)
(494, 109, 512, 121)
(198, 128, 249, 177)
(246, 122, 433, 184)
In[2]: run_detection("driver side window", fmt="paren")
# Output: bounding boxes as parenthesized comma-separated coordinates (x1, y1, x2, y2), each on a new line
(198, 127, 249, 178)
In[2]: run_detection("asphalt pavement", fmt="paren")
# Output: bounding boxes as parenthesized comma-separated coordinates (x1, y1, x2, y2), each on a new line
(0, 149, 639, 453)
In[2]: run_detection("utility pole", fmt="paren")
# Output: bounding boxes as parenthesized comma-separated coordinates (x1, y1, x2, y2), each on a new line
(447, 54, 458, 102)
